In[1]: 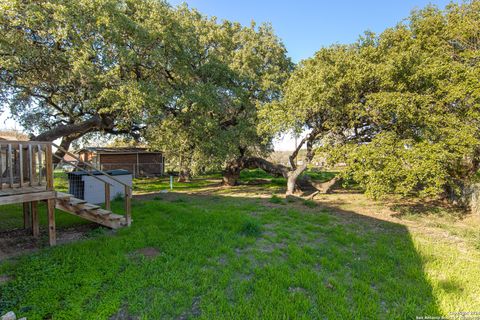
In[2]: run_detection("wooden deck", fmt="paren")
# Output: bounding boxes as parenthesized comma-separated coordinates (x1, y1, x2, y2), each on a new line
(0, 140, 132, 247)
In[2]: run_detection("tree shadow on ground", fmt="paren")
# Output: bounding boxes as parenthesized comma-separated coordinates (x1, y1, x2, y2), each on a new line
(0, 191, 441, 319)
(388, 199, 468, 220)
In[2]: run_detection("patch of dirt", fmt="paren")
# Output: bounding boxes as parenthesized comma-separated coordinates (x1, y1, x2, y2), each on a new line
(177, 296, 202, 320)
(288, 286, 307, 294)
(256, 238, 287, 253)
(0, 224, 98, 261)
(218, 255, 228, 266)
(110, 305, 138, 320)
(134, 247, 160, 259)
(0, 274, 12, 284)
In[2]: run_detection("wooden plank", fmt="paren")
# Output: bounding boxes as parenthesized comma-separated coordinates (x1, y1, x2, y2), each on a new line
(69, 198, 87, 205)
(7, 144, 13, 187)
(82, 203, 100, 210)
(23, 202, 32, 230)
(0, 190, 56, 205)
(28, 144, 34, 186)
(55, 202, 124, 229)
(56, 192, 73, 200)
(31, 200, 39, 238)
(0, 140, 51, 145)
(47, 198, 56, 246)
(0, 185, 47, 196)
(95, 208, 112, 216)
(19, 143, 24, 187)
(45, 144, 53, 191)
(105, 183, 111, 211)
(37, 144, 42, 186)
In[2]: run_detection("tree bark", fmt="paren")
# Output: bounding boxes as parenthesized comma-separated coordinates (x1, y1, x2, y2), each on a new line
(30, 115, 119, 167)
(222, 161, 242, 186)
(177, 168, 192, 183)
(286, 164, 308, 195)
(32, 115, 108, 142)
(222, 156, 289, 186)
(284, 129, 322, 195)
(51, 135, 76, 166)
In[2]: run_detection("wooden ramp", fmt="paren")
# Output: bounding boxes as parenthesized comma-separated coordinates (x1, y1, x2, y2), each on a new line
(55, 192, 128, 229)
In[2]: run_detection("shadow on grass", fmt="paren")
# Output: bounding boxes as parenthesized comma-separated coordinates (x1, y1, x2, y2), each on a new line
(389, 199, 468, 220)
(0, 192, 440, 319)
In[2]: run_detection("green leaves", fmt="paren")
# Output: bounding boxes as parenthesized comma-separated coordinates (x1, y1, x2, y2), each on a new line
(267, 1, 480, 199)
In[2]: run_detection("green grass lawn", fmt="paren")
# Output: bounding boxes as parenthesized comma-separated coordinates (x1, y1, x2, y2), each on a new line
(0, 171, 479, 319)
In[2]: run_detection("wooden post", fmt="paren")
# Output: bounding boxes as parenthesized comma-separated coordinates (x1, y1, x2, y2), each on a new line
(28, 144, 34, 186)
(7, 143, 13, 188)
(105, 182, 111, 210)
(19, 143, 24, 187)
(45, 144, 53, 191)
(47, 198, 56, 246)
(23, 202, 32, 230)
(124, 185, 131, 226)
(37, 144, 42, 186)
(31, 200, 39, 238)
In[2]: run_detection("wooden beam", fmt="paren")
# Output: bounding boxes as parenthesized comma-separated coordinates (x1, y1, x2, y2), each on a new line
(31, 200, 39, 238)
(28, 144, 34, 186)
(47, 198, 56, 246)
(0, 190, 56, 205)
(104, 182, 111, 210)
(23, 202, 32, 230)
(37, 144, 42, 186)
(7, 144, 13, 187)
(45, 144, 53, 191)
(19, 143, 24, 187)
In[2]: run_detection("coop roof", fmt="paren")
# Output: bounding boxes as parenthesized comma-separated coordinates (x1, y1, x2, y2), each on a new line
(79, 147, 161, 154)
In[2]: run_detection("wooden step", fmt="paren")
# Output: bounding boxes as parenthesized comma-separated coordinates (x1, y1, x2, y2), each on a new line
(95, 209, 112, 216)
(81, 203, 100, 210)
(56, 192, 73, 200)
(69, 198, 87, 206)
(55, 195, 127, 229)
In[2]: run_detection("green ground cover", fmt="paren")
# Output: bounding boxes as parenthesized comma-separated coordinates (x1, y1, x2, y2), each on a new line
(0, 171, 479, 319)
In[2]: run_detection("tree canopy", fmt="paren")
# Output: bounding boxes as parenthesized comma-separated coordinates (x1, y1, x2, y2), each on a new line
(265, 1, 480, 199)
(0, 0, 291, 175)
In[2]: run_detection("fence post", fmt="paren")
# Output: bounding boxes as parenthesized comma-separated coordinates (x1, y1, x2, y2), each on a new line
(124, 185, 131, 226)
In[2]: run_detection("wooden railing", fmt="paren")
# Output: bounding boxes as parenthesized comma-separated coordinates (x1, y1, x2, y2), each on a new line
(0, 141, 53, 191)
(52, 143, 132, 225)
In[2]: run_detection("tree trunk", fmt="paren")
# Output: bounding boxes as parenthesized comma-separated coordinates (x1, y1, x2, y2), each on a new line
(286, 164, 307, 195)
(284, 128, 322, 196)
(32, 116, 108, 142)
(177, 168, 192, 183)
(51, 135, 76, 167)
(222, 156, 289, 187)
(223, 162, 241, 186)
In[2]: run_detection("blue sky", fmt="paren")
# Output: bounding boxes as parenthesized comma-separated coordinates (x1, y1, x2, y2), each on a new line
(168, 0, 453, 63)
